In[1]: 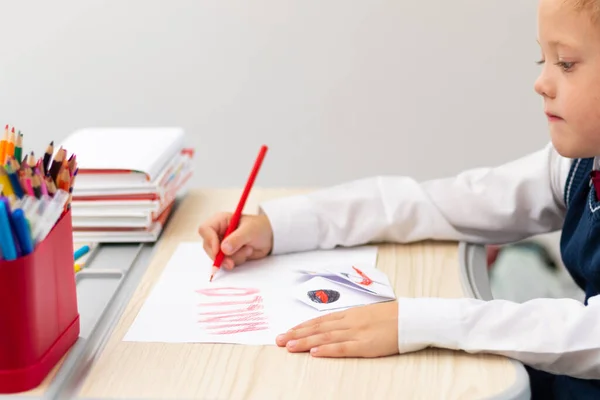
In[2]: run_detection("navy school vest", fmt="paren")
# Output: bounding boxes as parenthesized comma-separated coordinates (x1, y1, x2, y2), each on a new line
(533, 157, 600, 399)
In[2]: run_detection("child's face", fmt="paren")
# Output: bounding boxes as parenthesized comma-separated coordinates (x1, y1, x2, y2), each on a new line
(535, 0, 600, 158)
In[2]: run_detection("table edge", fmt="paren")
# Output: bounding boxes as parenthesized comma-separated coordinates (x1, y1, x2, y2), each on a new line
(40, 238, 528, 399)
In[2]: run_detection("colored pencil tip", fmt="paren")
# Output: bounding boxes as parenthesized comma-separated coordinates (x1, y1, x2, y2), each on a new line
(50, 140, 54, 145)
(209, 274, 214, 282)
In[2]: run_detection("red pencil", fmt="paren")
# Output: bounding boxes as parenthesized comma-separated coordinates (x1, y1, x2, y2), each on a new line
(210, 145, 268, 281)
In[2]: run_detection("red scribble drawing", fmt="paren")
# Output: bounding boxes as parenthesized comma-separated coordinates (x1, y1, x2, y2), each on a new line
(352, 266, 373, 285)
(213, 323, 269, 335)
(196, 287, 269, 335)
(196, 287, 259, 297)
(339, 266, 375, 286)
(197, 311, 267, 335)
(198, 295, 263, 315)
(194, 298, 261, 307)
(198, 312, 265, 324)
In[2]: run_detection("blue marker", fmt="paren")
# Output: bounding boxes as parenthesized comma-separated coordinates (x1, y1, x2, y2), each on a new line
(74, 245, 90, 261)
(11, 209, 33, 256)
(0, 202, 17, 260)
(1, 197, 21, 257)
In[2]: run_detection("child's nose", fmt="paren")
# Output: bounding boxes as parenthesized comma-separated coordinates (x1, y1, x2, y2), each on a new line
(534, 73, 555, 99)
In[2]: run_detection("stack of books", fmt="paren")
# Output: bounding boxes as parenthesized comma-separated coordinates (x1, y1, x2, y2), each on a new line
(59, 127, 193, 242)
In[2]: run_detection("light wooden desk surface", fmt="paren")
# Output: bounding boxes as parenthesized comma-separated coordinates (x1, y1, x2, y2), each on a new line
(70, 188, 517, 399)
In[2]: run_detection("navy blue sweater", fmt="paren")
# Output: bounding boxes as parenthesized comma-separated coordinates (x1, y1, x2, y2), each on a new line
(529, 157, 600, 399)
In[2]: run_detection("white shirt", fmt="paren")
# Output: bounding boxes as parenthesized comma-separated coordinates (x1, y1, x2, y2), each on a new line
(259, 143, 600, 380)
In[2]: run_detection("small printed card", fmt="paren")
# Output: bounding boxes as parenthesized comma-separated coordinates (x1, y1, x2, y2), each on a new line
(294, 264, 396, 311)
(324, 264, 395, 298)
(294, 276, 388, 311)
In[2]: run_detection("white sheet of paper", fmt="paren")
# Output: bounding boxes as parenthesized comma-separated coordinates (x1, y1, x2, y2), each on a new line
(123, 242, 380, 345)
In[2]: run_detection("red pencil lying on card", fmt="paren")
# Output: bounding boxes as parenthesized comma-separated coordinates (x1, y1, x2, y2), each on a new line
(210, 145, 268, 282)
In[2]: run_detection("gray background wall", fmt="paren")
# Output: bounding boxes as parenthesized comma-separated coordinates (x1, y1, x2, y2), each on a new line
(1, 0, 548, 189)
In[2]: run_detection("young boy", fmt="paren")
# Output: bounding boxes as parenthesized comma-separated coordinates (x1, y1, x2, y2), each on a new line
(198, 0, 600, 397)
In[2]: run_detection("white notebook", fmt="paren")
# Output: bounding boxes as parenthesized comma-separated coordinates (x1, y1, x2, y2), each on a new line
(59, 127, 185, 188)
(72, 150, 193, 195)
(72, 224, 164, 242)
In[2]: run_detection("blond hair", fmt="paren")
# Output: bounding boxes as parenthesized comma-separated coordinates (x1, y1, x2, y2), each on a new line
(570, 0, 600, 20)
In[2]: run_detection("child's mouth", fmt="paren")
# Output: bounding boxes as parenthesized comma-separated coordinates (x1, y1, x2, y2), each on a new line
(545, 112, 563, 122)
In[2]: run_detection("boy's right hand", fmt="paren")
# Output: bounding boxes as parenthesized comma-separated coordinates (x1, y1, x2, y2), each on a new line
(198, 212, 274, 270)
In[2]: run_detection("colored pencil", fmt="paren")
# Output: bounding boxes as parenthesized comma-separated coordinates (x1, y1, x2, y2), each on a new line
(23, 178, 33, 197)
(38, 170, 48, 196)
(0, 126, 8, 166)
(58, 169, 70, 192)
(0, 125, 80, 259)
(27, 151, 36, 169)
(49, 147, 65, 182)
(210, 145, 268, 282)
(31, 175, 41, 199)
(74, 245, 90, 261)
(14, 131, 22, 163)
(5, 128, 15, 162)
(68, 154, 77, 177)
(0, 167, 13, 197)
(45, 176, 57, 196)
(42, 141, 53, 175)
(21, 165, 32, 179)
(5, 164, 24, 199)
(71, 168, 78, 188)
(67, 168, 78, 208)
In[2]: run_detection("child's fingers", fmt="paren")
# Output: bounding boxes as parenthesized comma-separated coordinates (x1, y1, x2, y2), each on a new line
(309, 341, 362, 358)
(202, 241, 215, 259)
(283, 329, 352, 353)
(221, 257, 235, 270)
(219, 246, 253, 270)
(276, 320, 344, 346)
(198, 212, 232, 251)
(198, 226, 220, 258)
(227, 246, 253, 267)
(221, 224, 254, 255)
(288, 310, 345, 331)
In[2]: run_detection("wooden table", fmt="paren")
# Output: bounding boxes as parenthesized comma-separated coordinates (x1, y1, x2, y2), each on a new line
(16, 188, 524, 399)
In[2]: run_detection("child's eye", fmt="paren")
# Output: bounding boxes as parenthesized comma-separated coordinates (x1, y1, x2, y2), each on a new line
(536, 59, 545, 65)
(556, 61, 574, 71)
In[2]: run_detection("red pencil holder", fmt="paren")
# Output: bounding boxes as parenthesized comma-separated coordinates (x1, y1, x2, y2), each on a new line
(0, 209, 80, 393)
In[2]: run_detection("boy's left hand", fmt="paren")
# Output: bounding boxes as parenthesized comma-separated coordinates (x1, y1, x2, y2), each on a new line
(275, 301, 399, 358)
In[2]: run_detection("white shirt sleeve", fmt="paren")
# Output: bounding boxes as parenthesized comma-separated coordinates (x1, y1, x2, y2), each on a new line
(259, 142, 586, 377)
(398, 295, 600, 379)
(259, 142, 572, 255)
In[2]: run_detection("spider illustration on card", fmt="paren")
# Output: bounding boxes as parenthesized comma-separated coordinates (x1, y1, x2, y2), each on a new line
(308, 289, 340, 304)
